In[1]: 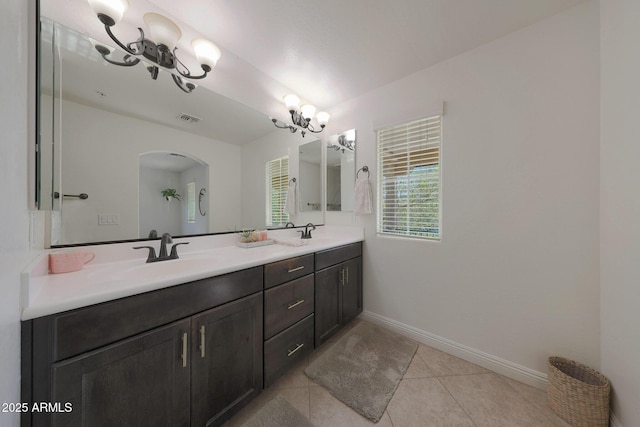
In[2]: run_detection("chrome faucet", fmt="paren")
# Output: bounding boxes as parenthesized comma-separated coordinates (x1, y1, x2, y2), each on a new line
(298, 223, 316, 239)
(133, 233, 189, 263)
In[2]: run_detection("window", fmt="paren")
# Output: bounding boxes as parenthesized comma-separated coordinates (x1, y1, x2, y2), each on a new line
(266, 156, 289, 226)
(186, 182, 196, 223)
(377, 115, 441, 240)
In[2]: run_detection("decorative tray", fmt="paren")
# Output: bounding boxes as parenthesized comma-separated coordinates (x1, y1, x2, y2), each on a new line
(236, 239, 275, 249)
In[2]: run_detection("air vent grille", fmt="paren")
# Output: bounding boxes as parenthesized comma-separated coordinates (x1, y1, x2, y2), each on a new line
(176, 113, 201, 124)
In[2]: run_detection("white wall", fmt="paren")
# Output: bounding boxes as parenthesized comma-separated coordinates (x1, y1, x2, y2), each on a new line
(600, 0, 640, 424)
(328, 0, 601, 377)
(59, 99, 242, 243)
(0, 0, 32, 426)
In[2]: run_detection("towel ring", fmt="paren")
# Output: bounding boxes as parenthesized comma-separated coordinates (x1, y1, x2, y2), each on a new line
(356, 166, 370, 178)
(198, 188, 207, 216)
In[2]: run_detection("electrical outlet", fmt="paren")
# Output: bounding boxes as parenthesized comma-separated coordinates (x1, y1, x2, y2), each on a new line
(98, 214, 120, 225)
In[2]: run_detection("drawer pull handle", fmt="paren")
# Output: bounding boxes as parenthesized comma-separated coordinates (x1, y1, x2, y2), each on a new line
(287, 343, 304, 357)
(181, 333, 188, 368)
(287, 299, 305, 310)
(288, 266, 305, 273)
(199, 325, 206, 358)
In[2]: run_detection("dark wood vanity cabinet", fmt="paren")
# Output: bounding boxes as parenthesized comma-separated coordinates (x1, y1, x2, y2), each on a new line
(22, 267, 263, 427)
(21, 241, 364, 426)
(314, 242, 363, 347)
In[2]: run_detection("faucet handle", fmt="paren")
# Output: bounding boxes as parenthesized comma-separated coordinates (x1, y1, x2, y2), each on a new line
(169, 242, 190, 259)
(133, 246, 157, 263)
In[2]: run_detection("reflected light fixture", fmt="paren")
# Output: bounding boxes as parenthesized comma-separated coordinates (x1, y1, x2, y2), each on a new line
(328, 129, 355, 153)
(87, 0, 221, 93)
(272, 94, 330, 137)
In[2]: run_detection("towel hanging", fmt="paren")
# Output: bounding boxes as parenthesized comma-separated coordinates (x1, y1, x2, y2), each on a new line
(284, 178, 299, 216)
(354, 166, 373, 215)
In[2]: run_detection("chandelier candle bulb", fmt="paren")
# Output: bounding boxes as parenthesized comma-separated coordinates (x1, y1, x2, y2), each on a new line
(316, 111, 330, 127)
(143, 13, 182, 50)
(300, 104, 317, 120)
(284, 94, 301, 112)
(88, 0, 129, 25)
(191, 38, 222, 71)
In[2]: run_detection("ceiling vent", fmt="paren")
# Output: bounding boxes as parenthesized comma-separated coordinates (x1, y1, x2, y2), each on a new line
(176, 113, 201, 124)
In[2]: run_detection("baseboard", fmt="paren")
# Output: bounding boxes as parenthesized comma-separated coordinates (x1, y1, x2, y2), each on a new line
(359, 310, 548, 391)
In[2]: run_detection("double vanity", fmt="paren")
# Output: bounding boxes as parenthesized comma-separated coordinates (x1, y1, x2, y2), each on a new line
(20, 226, 363, 426)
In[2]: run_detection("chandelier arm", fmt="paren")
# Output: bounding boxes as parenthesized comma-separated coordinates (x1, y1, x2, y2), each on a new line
(173, 48, 209, 80)
(147, 65, 159, 80)
(100, 53, 140, 67)
(305, 126, 323, 134)
(104, 26, 145, 55)
(172, 74, 195, 93)
(272, 118, 293, 130)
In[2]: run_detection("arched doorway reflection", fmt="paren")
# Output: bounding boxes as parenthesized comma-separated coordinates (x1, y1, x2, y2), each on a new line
(139, 152, 209, 238)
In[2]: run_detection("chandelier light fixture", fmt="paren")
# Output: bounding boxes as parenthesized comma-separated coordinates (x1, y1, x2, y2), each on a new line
(328, 129, 356, 153)
(272, 94, 330, 137)
(87, 0, 221, 93)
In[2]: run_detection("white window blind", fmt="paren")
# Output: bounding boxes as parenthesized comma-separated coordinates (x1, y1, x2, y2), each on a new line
(186, 182, 196, 223)
(377, 115, 441, 240)
(266, 156, 289, 226)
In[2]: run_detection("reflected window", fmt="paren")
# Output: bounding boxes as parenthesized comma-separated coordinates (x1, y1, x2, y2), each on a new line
(266, 156, 289, 226)
(187, 182, 196, 223)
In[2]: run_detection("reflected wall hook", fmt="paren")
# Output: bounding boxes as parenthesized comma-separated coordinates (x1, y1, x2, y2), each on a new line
(356, 166, 369, 178)
(290, 177, 296, 184)
(53, 192, 89, 200)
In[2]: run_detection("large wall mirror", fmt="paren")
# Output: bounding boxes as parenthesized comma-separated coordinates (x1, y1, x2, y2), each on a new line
(298, 140, 324, 225)
(326, 129, 356, 212)
(38, 6, 325, 246)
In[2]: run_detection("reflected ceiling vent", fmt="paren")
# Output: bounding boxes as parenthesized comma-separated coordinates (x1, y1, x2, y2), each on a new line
(176, 112, 201, 124)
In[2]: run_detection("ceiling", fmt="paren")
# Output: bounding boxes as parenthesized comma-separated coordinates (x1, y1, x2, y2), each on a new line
(41, 0, 586, 142)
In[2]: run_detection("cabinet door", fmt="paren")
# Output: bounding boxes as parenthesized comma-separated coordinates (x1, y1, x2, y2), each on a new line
(315, 264, 342, 347)
(51, 319, 191, 427)
(342, 257, 363, 325)
(191, 292, 263, 427)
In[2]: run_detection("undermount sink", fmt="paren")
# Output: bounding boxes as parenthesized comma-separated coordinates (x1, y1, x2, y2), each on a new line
(84, 252, 221, 282)
(111, 258, 213, 281)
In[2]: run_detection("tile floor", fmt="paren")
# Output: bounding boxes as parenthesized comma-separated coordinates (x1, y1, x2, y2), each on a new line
(224, 320, 571, 427)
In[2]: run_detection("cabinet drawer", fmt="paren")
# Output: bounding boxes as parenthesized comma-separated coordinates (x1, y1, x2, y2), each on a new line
(264, 275, 314, 339)
(264, 254, 314, 289)
(315, 242, 362, 271)
(264, 315, 314, 387)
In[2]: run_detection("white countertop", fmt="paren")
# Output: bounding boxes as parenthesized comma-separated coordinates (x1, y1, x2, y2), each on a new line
(21, 226, 363, 320)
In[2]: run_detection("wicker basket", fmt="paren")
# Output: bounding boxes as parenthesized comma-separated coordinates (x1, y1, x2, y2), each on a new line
(547, 356, 610, 427)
